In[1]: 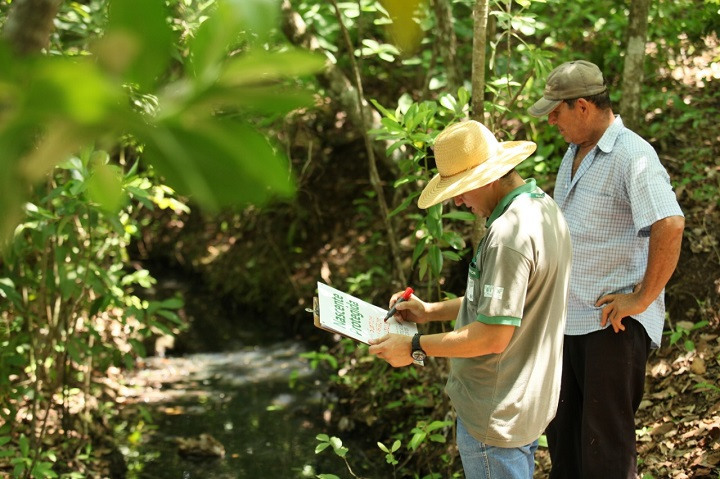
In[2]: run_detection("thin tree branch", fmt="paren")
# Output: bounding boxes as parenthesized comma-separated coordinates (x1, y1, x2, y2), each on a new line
(328, 0, 407, 286)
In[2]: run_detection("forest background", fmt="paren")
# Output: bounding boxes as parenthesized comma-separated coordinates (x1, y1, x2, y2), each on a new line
(0, 0, 719, 478)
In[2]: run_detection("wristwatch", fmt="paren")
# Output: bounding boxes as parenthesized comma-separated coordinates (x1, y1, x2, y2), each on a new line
(411, 333, 426, 363)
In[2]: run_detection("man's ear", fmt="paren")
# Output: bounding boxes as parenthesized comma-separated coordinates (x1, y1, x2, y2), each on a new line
(577, 98, 591, 113)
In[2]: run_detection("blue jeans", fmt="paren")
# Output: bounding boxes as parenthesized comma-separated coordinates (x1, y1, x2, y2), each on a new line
(457, 419, 538, 479)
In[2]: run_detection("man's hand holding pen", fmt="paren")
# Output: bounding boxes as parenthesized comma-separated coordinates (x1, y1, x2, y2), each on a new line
(383, 287, 413, 322)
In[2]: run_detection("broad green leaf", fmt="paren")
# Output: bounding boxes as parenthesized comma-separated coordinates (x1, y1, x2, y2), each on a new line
(412, 236, 428, 265)
(408, 431, 425, 451)
(190, 0, 280, 82)
(104, 0, 172, 90)
(442, 211, 476, 222)
(87, 163, 126, 213)
(441, 230, 465, 250)
(19, 435, 29, 456)
(220, 49, 325, 87)
(25, 59, 121, 125)
(192, 84, 315, 116)
(370, 98, 396, 120)
(0, 278, 22, 303)
(141, 120, 294, 210)
(388, 193, 416, 217)
(159, 297, 184, 309)
(428, 244, 443, 276)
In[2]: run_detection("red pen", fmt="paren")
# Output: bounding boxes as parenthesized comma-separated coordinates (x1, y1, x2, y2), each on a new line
(383, 287, 414, 322)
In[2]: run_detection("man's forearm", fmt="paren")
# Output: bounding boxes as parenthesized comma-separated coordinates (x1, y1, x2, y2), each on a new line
(426, 297, 463, 322)
(638, 215, 684, 307)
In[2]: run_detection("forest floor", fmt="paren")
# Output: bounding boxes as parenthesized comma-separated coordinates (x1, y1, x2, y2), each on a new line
(533, 323, 720, 479)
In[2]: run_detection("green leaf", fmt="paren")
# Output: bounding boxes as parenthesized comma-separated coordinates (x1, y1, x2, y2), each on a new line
(412, 236, 428, 265)
(0, 278, 22, 303)
(370, 99, 397, 120)
(87, 163, 126, 213)
(439, 93, 457, 111)
(315, 442, 330, 454)
(141, 120, 294, 210)
(408, 431, 426, 451)
(128, 339, 147, 357)
(190, 0, 279, 82)
(220, 49, 325, 87)
(441, 231, 465, 250)
(442, 211, 476, 222)
(104, 0, 172, 90)
(19, 435, 29, 457)
(26, 59, 122, 126)
(389, 193, 417, 217)
(428, 245, 443, 276)
(31, 462, 58, 478)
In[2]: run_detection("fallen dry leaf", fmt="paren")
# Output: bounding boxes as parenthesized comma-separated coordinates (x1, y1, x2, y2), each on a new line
(690, 356, 707, 375)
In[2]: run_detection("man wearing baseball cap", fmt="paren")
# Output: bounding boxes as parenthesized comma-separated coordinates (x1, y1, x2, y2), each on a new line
(369, 120, 572, 479)
(528, 60, 685, 478)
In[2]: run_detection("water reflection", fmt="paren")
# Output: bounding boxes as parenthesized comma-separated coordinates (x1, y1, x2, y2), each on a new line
(121, 342, 347, 478)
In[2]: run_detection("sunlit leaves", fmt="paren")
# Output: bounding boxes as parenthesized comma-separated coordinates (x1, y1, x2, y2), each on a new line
(0, 0, 325, 246)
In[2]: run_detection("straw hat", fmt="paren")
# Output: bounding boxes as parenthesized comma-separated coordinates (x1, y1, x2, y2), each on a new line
(418, 121, 536, 209)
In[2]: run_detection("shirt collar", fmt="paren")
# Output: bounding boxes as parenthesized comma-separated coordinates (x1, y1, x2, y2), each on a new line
(596, 115, 624, 154)
(486, 178, 537, 227)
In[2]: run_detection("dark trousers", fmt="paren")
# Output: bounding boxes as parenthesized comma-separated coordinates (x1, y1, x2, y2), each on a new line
(546, 318, 651, 479)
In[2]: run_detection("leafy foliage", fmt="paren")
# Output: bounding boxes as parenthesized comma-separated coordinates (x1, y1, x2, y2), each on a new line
(0, 0, 324, 245)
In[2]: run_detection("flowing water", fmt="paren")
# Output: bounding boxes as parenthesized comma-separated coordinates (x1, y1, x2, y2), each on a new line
(121, 341, 349, 478)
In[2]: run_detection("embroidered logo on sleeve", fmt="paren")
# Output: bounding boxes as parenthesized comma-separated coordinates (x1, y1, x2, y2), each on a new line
(484, 284, 504, 300)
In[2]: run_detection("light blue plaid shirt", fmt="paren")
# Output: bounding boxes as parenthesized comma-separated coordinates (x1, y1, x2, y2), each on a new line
(553, 116, 684, 348)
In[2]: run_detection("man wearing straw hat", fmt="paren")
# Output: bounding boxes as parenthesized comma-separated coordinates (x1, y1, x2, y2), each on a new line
(369, 120, 572, 479)
(528, 60, 684, 479)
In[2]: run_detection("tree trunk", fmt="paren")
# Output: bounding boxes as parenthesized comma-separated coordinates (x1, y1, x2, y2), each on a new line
(3, 0, 62, 55)
(432, 0, 461, 93)
(470, 0, 490, 250)
(620, 0, 651, 131)
(470, 0, 490, 123)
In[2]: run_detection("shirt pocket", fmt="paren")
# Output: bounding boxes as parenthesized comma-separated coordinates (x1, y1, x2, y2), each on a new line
(466, 260, 481, 314)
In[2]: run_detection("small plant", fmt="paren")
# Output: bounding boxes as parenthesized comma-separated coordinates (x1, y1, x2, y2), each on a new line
(315, 434, 364, 479)
(377, 439, 401, 467)
(665, 320, 709, 352)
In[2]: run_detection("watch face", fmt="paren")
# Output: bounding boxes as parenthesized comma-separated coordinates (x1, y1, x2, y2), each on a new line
(412, 350, 426, 361)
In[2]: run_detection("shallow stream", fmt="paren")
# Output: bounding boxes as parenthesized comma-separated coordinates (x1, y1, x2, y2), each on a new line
(121, 341, 349, 478)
